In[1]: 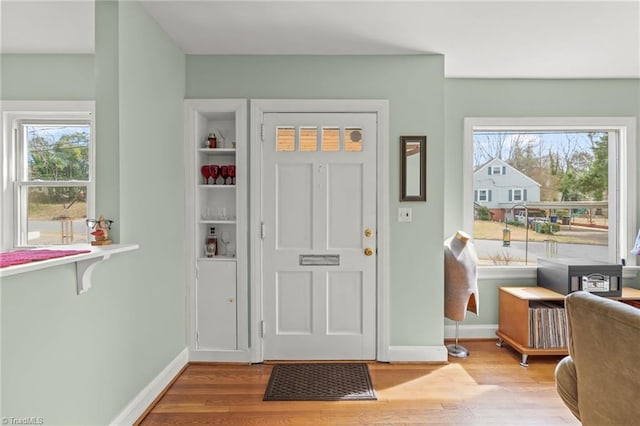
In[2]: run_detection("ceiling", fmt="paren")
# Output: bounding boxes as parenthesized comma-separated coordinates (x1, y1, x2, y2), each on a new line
(1, 0, 639, 78)
(1, 0, 95, 54)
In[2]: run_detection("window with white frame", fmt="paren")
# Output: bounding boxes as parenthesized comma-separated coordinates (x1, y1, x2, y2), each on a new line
(476, 189, 490, 202)
(1, 101, 95, 250)
(464, 117, 637, 269)
(491, 166, 503, 175)
(510, 188, 526, 202)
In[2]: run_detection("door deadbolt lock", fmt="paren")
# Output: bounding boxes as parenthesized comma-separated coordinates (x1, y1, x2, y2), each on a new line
(364, 228, 373, 237)
(364, 248, 374, 256)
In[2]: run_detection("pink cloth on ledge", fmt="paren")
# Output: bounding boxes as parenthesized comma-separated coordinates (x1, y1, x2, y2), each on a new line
(0, 249, 91, 268)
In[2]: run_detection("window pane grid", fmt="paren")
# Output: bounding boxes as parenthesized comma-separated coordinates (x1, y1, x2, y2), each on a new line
(22, 185, 89, 246)
(277, 126, 366, 153)
(20, 123, 91, 182)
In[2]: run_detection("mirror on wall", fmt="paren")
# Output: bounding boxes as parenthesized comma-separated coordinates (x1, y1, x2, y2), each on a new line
(400, 136, 426, 201)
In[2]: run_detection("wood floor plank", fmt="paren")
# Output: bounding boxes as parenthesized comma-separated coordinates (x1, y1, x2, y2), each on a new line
(138, 341, 579, 425)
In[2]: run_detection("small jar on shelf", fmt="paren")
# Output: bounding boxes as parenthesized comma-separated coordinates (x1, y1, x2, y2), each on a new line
(207, 133, 217, 149)
(205, 227, 218, 257)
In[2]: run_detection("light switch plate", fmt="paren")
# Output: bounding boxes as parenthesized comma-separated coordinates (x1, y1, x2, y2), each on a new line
(398, 207, 412, 222)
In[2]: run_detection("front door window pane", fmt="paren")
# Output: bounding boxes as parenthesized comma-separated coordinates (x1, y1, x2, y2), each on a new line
(344, 128, 363, 152)
(277, 127, 295, 152)
(322, 127, 340, 152)
(299, 127, 317, 152)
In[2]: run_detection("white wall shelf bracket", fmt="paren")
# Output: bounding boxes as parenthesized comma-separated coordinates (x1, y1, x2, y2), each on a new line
(76, 252, 112, 295)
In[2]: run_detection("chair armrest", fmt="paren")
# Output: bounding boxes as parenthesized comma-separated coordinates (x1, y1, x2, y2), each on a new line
(555, 356, 580, 421)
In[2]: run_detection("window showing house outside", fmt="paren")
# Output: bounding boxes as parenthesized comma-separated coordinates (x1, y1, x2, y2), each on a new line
(466, 118, 635, 269)
(1, 102, 95, 250)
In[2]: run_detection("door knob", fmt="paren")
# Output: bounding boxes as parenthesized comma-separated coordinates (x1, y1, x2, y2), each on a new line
(364, 248, 374, 256)
(364, 228, 373, 237)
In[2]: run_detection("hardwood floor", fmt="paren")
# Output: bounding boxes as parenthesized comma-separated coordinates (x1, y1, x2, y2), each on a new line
(138, 340, 579, 425)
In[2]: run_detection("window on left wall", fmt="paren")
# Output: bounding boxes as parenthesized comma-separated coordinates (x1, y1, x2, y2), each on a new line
(1, 101, 95, 250)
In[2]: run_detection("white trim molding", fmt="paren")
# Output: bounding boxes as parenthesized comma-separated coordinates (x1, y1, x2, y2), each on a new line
(388, 345, 448, 363)
(479, 266, 639, 281)
(464, 116, 637, 271)
(444, 324, 499, 340)
(1, 100, 96, 252)
(110, 348, 188, 426)
(188, 349, 251, 363)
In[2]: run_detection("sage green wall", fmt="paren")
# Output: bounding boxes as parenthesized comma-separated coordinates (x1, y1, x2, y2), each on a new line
(1, 2, 186, 424)
(186, 55, 446, 346)
(117, 2, 186, 411)
(95, 0, 120, 240)
(1, 54, 94, 100)
(444, 79, 640, 326)
(0, 50, 102, 426)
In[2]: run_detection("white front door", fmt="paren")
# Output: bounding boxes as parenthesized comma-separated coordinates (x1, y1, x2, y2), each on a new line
(262, 112, 377, 360)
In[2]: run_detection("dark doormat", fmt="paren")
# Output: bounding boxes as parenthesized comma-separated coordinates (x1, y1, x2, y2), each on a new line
(263, 363, 377, 401)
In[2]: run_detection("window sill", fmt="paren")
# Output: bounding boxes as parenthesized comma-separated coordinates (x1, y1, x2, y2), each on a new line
(479, 266, 537, 280)
(0, 243, 139, 294)
(479, 265, 639, 280)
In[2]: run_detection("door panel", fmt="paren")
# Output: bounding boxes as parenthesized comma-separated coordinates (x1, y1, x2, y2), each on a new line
(263, 112, 377, 360)
(328, 163, 363, 249)
(276, 163, 313, 249)
(327, 271, 363, 334)
(276, 271, 313, 334)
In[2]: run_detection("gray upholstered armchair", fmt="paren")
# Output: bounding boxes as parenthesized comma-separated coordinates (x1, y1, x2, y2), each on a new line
(555, 291, 640, 424)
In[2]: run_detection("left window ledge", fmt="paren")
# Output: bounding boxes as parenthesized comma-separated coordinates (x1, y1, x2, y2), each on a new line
(0, 243, 139, 294)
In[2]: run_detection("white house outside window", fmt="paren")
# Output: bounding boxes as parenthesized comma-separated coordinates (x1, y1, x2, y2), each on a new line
(464, 117, 637, 274)
(1, 101, 95, 250)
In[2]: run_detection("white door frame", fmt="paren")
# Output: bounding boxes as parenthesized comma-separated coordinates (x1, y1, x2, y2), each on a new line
(249, 99, 390, 362)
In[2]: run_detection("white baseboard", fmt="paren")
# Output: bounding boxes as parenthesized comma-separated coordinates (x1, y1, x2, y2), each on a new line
(444, 324, 498, 340)
(110, 347, 188, 426)
(387, 345, 448, 363)
(188, 349, 252, 363)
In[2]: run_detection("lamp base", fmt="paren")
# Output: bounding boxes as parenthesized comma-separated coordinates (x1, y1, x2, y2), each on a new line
(446, 343, 469, 358)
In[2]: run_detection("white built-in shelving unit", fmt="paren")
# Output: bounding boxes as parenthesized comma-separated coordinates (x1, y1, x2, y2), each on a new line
(184, 99, 249, 362)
